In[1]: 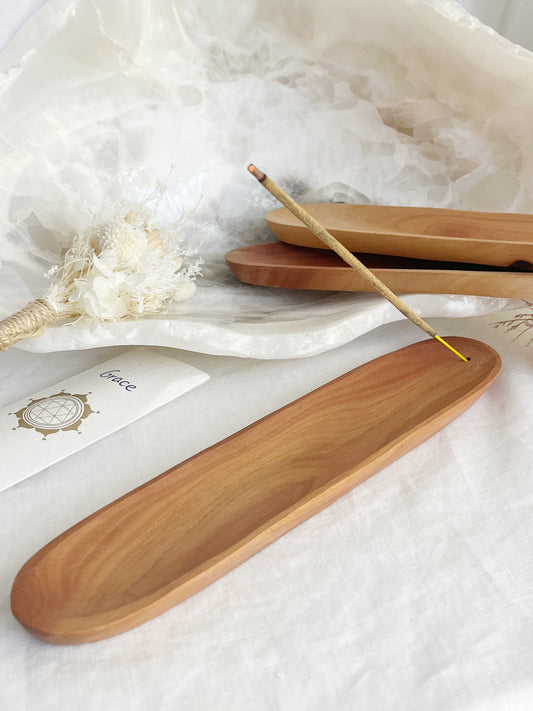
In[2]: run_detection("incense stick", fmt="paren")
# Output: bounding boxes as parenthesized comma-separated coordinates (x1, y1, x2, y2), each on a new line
(248, 164, 468, 362)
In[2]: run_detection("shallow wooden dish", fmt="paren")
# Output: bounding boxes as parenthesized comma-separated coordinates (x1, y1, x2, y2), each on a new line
(12, 337, 501, 644)
(266, 203, 533, 269)
(226, 242, 533, 298)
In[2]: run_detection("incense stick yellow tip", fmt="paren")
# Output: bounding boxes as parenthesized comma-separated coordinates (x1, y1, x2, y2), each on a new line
(434, 335, 469, 362)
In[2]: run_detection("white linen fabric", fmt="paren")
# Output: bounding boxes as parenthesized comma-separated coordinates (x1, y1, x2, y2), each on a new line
(0, 0, 531, 356)
(2, 313, 533, 711)
(2, 2, 533, 711)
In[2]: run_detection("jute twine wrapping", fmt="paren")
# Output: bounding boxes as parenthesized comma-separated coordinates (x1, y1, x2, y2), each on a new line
(0, 298, 58, 351)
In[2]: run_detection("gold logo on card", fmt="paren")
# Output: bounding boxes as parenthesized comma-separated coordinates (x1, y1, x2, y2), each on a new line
(10, 391, 97, 439)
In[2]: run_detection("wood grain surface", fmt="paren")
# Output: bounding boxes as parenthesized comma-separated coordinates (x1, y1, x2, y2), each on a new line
(11, 337, 501, 644)
(226, 242, 533, 298)
(266, 203, 533, 268)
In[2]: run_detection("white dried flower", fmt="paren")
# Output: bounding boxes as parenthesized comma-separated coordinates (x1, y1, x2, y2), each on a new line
(173, 281, 197, 301)
(45, 189, 201, 322)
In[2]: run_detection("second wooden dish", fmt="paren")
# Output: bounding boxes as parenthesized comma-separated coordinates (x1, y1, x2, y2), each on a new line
(226, 242, 533, 298)
(266, 203, 533, 269)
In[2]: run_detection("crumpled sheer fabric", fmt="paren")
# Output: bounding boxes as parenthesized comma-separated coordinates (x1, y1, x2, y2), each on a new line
(0, 0, 530, 357)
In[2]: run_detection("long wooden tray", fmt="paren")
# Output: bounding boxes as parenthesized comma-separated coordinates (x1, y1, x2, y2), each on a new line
(266, 203, 533, 269)
(226, 242, 533, 298)
(11, 337, 501, 644)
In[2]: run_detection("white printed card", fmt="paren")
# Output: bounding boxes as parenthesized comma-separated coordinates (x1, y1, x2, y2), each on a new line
(0, 348, 209, 492)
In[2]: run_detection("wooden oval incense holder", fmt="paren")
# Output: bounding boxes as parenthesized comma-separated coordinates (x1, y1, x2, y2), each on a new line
(266, 203, 533, 269)
(226, 242, 533, 298)
(11, 337, 500, 644)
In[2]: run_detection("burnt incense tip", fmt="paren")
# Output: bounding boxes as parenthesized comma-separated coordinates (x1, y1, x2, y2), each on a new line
(247, 164, 265, 182)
